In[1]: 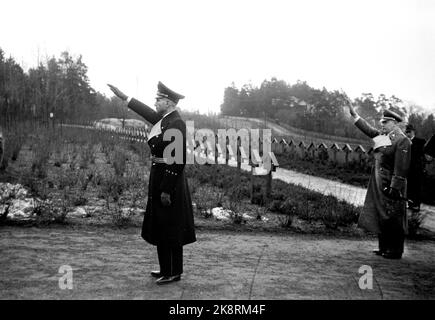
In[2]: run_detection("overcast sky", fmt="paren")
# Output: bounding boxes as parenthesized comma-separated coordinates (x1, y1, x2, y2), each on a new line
(1, 0, 435, 114)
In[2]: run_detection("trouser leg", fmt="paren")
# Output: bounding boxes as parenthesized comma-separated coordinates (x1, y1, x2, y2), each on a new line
(172, 245, 183, 276)
(408, 172, 422, 209)
(378, 233, 387, 252)
(389, 233, 405, 254)
(157, 244, 183, 276)
(407, 177, 416, 206)
(382, 231, 404, 254)
(157, 245, 171, 276)
(414, 172, 423, 208)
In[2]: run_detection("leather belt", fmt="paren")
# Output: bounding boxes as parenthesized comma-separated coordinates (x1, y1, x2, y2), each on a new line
(151, 156, 167, 164)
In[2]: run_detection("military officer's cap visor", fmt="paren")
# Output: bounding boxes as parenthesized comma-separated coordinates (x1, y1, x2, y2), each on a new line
(380, 109, 403, 123)
(157, 81, 185, 104)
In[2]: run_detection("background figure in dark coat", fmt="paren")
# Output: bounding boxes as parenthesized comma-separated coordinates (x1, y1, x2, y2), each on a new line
(0, 128, 4, 168)
(345, 96, 411, 259)
(108, 82, 196, 285)
(404, 124, 426, 212)
(424, 134, 435, 160)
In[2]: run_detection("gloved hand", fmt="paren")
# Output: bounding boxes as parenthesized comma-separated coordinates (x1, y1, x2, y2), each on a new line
(383, 187, 402, 200)
(160, 192, 172, 207)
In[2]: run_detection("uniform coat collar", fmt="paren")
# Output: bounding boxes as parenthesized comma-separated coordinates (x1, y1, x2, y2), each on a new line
(148, 110, 181, 140)
(161, 109, 180, 122)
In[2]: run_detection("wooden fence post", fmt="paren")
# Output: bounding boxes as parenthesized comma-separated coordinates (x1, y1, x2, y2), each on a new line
(236, 136, 241, 185)
(265, 151, 279, 202)
(265, 169, 272, 202)
(250, 148, 262, 204)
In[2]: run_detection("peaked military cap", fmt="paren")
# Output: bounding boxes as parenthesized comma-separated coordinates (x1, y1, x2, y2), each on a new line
(381, 109, 403, 123)
(157, 81, 185, 104)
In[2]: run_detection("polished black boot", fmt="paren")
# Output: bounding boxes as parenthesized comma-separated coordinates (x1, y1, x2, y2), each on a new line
(156, 275, 181, 285)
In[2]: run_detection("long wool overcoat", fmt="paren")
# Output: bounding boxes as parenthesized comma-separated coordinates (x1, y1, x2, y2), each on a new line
(354, 118, 411, 235)
(128, 98, 196, 247)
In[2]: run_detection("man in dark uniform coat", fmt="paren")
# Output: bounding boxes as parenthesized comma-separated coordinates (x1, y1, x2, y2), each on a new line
(108, 82, 196, 284)
(404, 124, 426, 212)
(346, 99, 411, 259)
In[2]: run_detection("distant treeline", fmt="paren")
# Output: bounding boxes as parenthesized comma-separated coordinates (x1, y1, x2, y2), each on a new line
(0, 47, 138, 128)
(2, 47, 435, 140)
(220, 78, 435, 140)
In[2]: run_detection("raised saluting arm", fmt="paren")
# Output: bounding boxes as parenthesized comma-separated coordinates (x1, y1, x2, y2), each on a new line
(107, 84, 161, 125)
(343, 92, 380, 138)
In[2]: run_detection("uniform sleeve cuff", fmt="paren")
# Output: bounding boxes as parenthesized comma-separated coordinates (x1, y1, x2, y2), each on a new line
(353, 115, 361, 123)
(126, 96, 132, 104)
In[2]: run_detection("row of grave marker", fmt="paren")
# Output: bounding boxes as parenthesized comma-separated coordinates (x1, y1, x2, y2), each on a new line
(62, 123, 375, 201)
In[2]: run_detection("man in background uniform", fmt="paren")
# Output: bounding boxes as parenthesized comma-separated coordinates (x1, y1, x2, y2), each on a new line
(424, 134, 435, 161)
(404, 124, 426, 212)
(108, 82, 196, 285)
(346, 98, 411, 259)
(0, 128, 4, 168)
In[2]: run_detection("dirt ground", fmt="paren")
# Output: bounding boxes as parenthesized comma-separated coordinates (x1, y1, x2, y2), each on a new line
(1, 225, 434, 300)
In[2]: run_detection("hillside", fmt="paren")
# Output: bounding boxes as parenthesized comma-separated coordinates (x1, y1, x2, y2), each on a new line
(219, 115, 371, 148)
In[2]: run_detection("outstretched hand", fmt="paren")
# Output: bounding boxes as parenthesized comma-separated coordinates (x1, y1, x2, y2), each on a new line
(340, 89, 357, 118)
(107, 84, 128, 101)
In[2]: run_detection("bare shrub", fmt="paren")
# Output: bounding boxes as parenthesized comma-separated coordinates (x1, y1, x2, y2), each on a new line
(192, 184, 224, 218)
(111, 205, 133, 227)
(123, 164, 147, 210)
(79, 143, 96, 169)
(30, 134, 52, 179)
(0, 128, 27, 171)
(224, 186, 246, 224)
(277, 198, 298, 228)
(33, 199, 67, 224)
(111, 146, 127, 177)
(255, 206, 268, 220)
